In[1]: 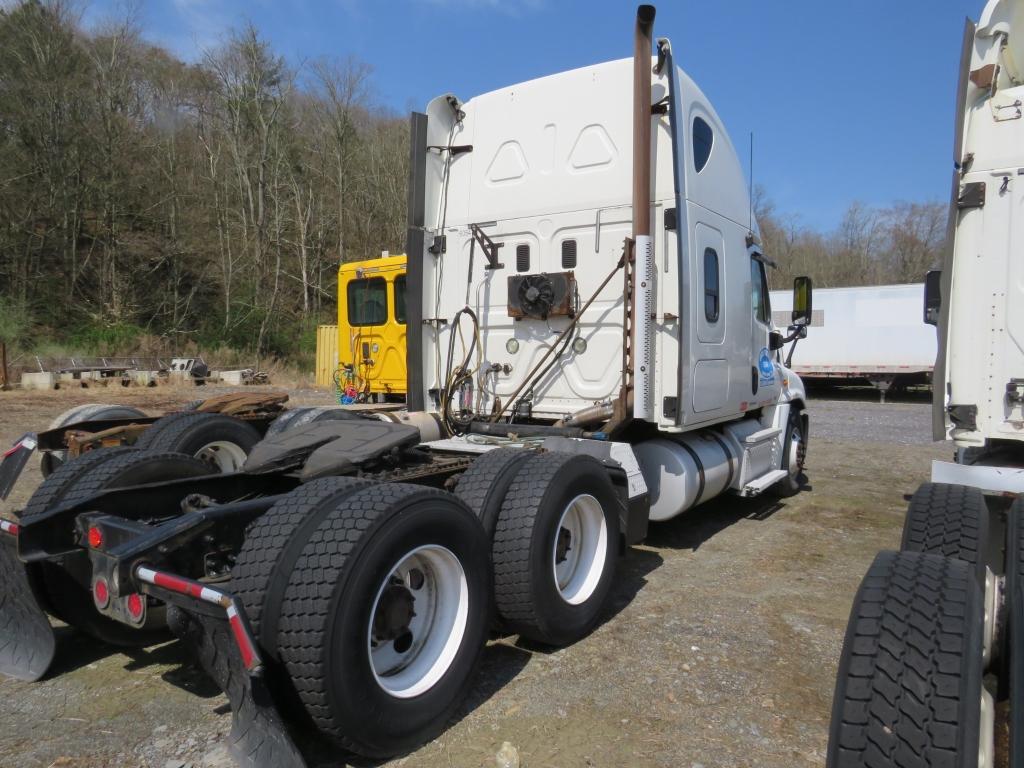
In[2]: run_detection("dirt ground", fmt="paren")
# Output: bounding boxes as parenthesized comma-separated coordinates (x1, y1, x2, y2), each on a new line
(0, 385, 949, 768)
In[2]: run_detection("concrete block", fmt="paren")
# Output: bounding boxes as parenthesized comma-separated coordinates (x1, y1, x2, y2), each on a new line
(218, 370, 246, 386)
(21, 372, 57, 390)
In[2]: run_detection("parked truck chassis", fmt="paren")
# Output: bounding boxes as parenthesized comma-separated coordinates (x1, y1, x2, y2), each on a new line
(0, 6, 816, 766)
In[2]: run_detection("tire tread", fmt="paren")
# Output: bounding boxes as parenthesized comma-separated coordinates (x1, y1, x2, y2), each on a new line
(826, 550, 983, 767)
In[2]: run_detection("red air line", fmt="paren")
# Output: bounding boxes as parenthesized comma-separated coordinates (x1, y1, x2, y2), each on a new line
(134, 565, 262, 673)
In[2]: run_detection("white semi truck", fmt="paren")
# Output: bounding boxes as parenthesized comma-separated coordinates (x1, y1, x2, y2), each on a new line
(0, 6, 812, 767)
(828, 1, 1024, 766)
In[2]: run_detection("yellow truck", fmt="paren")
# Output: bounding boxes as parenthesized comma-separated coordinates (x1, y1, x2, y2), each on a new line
(335, 253, 407, 401)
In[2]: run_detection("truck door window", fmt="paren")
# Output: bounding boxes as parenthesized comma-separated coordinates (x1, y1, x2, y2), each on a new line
(348, 277, 387, 326)
(703, 247, 720, 322)
(751, 258, 770, 325)
(394, 276, 407, 325)
(693, 116, 714, 173)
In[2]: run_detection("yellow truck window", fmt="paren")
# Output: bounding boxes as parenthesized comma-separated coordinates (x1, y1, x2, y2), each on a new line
(348, 278, 387, 326)
(394, 276, 407, 325)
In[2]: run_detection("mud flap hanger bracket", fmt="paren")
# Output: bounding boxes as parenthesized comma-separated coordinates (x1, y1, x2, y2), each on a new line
(136, 565, 308, 767)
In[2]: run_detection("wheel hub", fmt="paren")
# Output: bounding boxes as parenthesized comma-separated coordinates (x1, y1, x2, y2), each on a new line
(372, 582, 416, 644)
(366, 545, 469, 699)
(788, 428, 805, 477)
(555, 526, 573, 565)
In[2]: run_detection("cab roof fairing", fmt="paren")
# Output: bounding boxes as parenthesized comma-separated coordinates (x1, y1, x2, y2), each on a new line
(420, 57, 757, 239)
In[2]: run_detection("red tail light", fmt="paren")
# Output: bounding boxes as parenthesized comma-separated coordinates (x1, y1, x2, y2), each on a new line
(125, 593, 145, 622)
(92, 577, 110, 609)
(87, 526, 103, 549)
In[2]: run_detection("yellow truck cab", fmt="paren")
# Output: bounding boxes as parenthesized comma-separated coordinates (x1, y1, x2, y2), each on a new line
(337, 253, 408, 401)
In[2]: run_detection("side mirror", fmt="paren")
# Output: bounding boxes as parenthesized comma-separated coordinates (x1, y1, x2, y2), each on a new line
(792, 276, 813, 326)
(924, 269, 941, 326)
(769, 330, 786, 351)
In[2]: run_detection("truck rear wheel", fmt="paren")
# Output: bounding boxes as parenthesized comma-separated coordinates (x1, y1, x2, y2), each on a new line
(231, 476, 374, 655)
(455, 447, 534, 537)
(275, 483, 491, 759)
(26, 449, 215, 646)
(40, 403, 147, 477)
(901, 482, 988, 584)
(492, 452, 619, 646)
(135, 412, 260, 472)
(826, 550, 990, 768)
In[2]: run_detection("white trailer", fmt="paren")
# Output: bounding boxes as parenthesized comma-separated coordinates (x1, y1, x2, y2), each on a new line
(828, 2, 1024, 766)
(770, 283, 936, 398)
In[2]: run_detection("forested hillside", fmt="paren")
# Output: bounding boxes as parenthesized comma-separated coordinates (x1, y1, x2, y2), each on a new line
(0, 1, 947, 367)
(0, 0, 407, 365)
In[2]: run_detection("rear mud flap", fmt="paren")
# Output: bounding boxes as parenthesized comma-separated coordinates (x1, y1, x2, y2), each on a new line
(167, 606, 306, 768)
(0, 538, 55, 681)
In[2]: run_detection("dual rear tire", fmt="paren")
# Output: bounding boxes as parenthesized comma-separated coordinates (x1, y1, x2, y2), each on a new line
(231, 479, 491, 759)
(828, 482, 999, 767)
(230, 449, 621, 758)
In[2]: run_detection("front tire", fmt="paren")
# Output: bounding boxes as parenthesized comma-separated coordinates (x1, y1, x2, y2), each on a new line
(773, 407, 806, 497)
(492, 452, 619, 646)
(275, 483, 491, 759)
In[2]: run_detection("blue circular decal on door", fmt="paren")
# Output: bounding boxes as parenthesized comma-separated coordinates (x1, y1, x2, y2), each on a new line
(758, 347, 775, 384)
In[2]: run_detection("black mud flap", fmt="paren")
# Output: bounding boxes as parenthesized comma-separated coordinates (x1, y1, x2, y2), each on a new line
(167, 606, 306, 768)
(0, 537, 55, 681)
(0, 433, 36, 501)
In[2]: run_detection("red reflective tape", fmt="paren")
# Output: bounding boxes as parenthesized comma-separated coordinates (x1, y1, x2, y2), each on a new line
(152, 571, 204, 599)
(1, 444, 19, 458)
(228, 611, 257, 669)
(0, 520, 19, 536)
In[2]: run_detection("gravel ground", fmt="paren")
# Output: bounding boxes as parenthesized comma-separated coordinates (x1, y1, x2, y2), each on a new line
(0, 385, 954, 768)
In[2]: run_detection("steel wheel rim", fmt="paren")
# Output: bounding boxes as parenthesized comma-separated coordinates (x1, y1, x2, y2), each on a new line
(194, 440, 247, 472)
(367, 544, 469, 699)
(552, 494, 608, 605)
(787, 426, 805, 478)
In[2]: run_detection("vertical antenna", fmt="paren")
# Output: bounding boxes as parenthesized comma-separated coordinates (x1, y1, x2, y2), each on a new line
(748, 131, 754, 232)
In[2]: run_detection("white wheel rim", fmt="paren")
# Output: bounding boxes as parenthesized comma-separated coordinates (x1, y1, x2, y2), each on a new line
(787, 429, 803, 477)
(367, 545, 469, 699)
(552, 494, 608, 605)
(194, 440, 247, 472)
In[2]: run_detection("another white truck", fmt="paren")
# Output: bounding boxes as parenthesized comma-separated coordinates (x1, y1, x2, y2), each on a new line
(828, 1, 1024, 765)
(770, 283, 936, 399)
(0, 6, 813, 767)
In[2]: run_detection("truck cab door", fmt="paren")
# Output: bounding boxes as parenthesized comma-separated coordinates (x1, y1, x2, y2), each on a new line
(750, 256, 780, 405)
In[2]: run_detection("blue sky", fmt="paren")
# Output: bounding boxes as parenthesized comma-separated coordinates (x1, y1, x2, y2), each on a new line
(83, 0, 980, 232)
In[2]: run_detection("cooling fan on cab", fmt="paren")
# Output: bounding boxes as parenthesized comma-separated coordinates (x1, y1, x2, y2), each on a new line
(507, 271, 576, 320)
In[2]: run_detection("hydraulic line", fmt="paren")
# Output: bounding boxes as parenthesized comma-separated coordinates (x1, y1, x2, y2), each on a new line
(440, 306, 482, 435)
